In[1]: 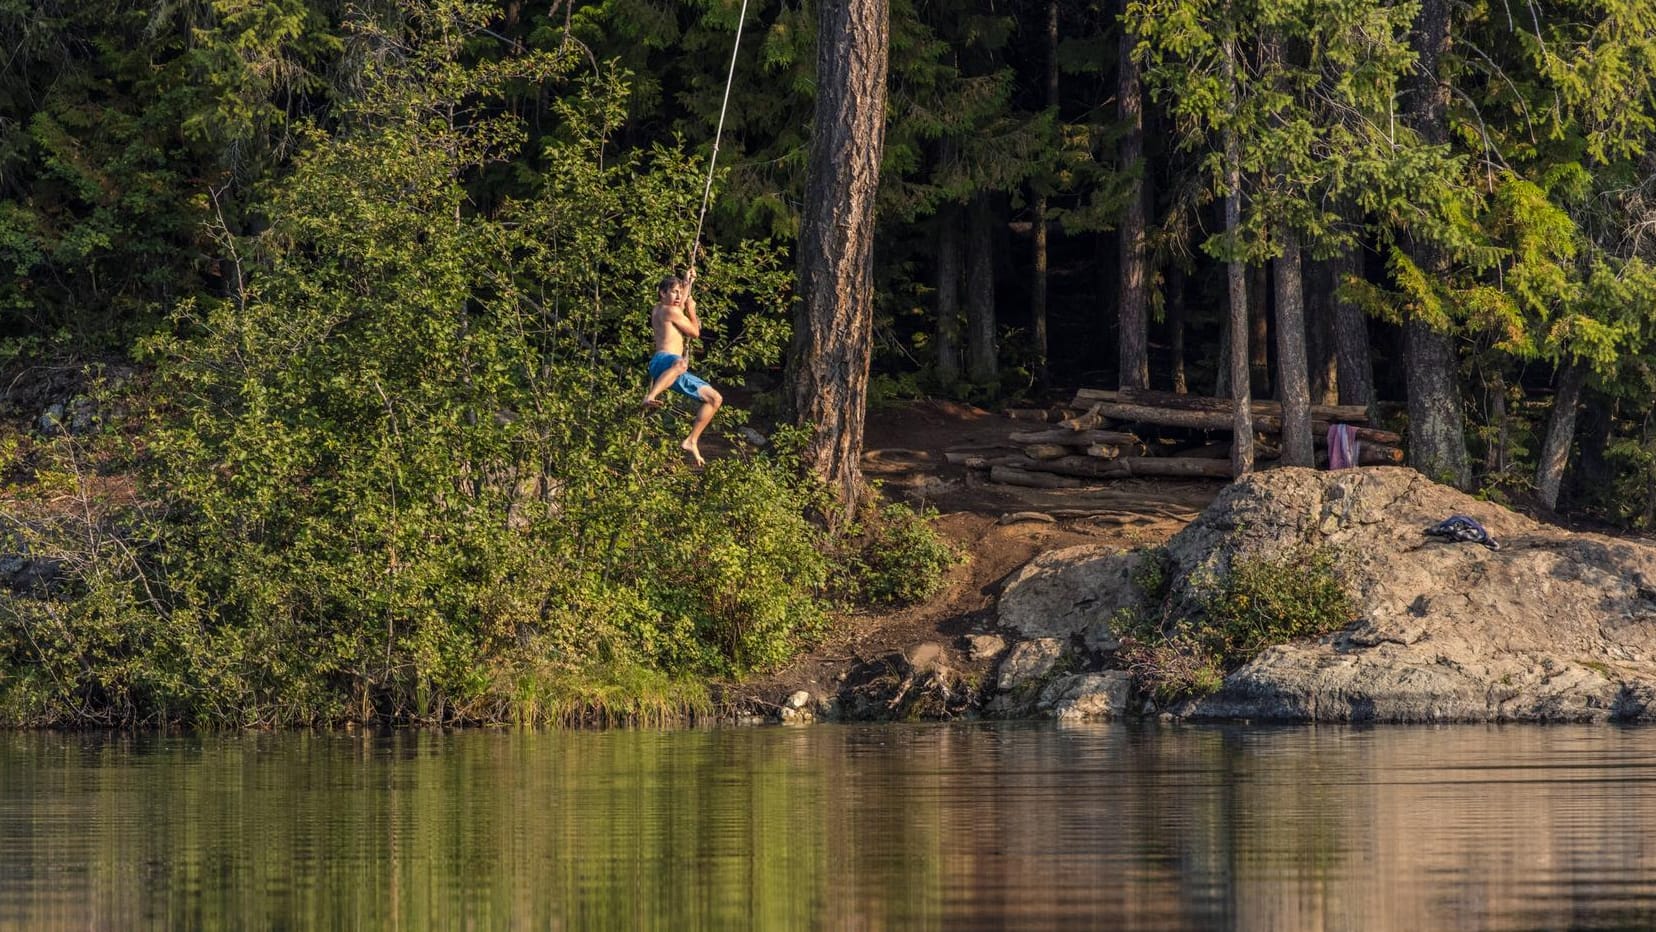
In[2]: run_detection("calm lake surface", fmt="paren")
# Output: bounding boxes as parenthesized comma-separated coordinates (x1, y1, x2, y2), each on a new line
(3, 723, 1656, 930)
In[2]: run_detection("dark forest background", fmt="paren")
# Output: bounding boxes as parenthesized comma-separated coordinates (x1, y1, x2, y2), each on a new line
(9, 0, 1656, 517)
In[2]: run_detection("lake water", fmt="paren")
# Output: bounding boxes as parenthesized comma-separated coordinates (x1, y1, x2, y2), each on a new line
(3, 724, 1655, 929)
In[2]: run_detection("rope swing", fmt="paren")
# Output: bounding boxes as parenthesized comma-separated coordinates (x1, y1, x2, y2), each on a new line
(687, 0, 751, 275)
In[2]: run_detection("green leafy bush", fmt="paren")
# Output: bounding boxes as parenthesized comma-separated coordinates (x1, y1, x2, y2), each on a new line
(0, 3, 825, 727)
(1118, 544, 1355, 704)
(839, 502, 960, 606)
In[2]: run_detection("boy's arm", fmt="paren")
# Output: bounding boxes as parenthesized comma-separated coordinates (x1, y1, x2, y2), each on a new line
(667, 308, 701, 339)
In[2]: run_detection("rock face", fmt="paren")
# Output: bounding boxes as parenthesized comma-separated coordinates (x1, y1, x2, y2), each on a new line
(997, 544, 1144, 648)
(1171, 468, 1656, 723)
(994, 638, 1067, 693)
(988, 466, 1656, 723)
(1038, 672, 1131, 721)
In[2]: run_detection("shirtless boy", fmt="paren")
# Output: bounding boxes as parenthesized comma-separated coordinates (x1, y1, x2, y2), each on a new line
(642, 270, 723, 465)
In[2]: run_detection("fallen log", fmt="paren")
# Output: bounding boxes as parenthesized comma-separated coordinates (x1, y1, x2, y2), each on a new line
(1119, 456, 1237, 479)
(1008, 428, 1142, 445)
(989, 465, 1089, 489)
(1088, 402, 1248, 431)
(1081, 387, 1370, 423)
(1177, 441, 1231, 459)
(1057, 402, 1106, 431)
(1016, 455, 1129, 479)
(1311, 425, 1402, 445)
(1024, 444, 1071, 460)
(1084, 443, 1129, 459)
(1070, 389, 1120, 407)
(1359, 444, 1405, 465)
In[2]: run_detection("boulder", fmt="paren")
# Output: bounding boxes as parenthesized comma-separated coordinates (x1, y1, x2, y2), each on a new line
(995, 637, 1067, 693)
(1157, 467, 1656, 723)
(997, 544, 1143, 644)
(1038, 672, 1131, 721)
(965, 634, 1006, 661)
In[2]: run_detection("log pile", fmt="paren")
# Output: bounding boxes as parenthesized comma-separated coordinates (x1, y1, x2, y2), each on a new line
(959, 387, 1406, 490)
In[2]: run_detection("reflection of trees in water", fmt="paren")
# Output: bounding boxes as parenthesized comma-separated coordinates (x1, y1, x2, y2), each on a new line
(4, 728, 1656, 928)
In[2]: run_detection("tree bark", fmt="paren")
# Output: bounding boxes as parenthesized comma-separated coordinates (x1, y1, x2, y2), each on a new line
(1327, 246, 1374, 410)
(1223, 41, 1253, 477)
(1536, 363, 1586, 511)
(1570, 392, 1613, 508)
(1117, 0, 1149, 391)
(1273, 230, 1314, 466)
(935, 205, 963, 389)
(786, 0, 889, 514)
(1169, 265, 1188, 393)
(1306, 260, 1338, 405)
(1402, 0, 1470, 487)
(1483, 371, 1509, 476)
(1250, 256, 1271, 397)
(1030, 0, 1059, 388)
(966, 193, 997, 385)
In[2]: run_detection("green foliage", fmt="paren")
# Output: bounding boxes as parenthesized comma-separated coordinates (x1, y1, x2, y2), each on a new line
(0, 1, 829, 727)
(0, 0, 345, 346)
(838, 502, 960, 607)
(1118, 544, 1355, 703)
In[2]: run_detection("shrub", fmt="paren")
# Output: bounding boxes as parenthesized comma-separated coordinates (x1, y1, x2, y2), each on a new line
(1119, 544, 1355, 704)
(840, 502, 960, 606)
(0, 3, 825, 727)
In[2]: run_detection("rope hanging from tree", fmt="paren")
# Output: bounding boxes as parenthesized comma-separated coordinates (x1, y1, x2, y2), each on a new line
(687, 0, 751, 275)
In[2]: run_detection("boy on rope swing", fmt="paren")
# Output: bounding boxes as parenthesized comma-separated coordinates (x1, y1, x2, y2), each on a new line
(642, 268, 723, 466)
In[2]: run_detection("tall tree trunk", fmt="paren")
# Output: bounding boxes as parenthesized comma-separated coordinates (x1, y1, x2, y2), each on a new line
(1223, 40, 1253, 477)
(966, 194, 997, 385)
(1570, 392, 1613, 508)
(1030, 0, 1059, 388)
(1117, 0, 1149, 390)
(1169, 265, 1188, 393)
(1215, 308, 1232, 397)
(1483, 371, 1509, 475)
(787, 0, 889, 514)
(1031, 196, 1049, 387)
(1306, 260, 1338, 405)
(935, 206, 963, 390)
(1250, 257, 1271, 396)
(1402, 0, 1470, 487)
(1274, 231, 1314, 466)
(1327, 245, 1374, 410)
(1536, 363, 1586, 511)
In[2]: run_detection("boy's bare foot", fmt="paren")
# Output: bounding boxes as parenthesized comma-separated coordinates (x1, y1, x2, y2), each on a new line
(641, 396, 663, 409)
(681, 439, 705, 466)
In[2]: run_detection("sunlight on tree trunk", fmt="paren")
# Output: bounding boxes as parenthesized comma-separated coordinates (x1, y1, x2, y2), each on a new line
(787, 0, 890, 515)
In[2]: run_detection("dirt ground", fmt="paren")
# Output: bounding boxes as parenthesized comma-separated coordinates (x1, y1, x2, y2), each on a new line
(725, 399, 1225, 715)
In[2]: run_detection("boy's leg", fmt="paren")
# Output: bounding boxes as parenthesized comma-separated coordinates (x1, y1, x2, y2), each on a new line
(680, 384, 723, 466)
(643, 357, 689, 407)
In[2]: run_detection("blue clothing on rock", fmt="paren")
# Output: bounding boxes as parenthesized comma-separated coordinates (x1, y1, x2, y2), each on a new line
(648, 351, 711, 400)
(1424, 514, 1501, 551)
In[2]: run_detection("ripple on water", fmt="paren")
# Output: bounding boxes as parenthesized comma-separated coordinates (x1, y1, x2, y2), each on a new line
(3, 724, 1656, 929)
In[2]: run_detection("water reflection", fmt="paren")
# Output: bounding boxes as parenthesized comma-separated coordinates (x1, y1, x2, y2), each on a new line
(2, 725, 1655, 929)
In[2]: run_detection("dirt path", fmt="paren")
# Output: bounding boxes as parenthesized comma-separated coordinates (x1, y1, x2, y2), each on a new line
(728, 400, 1224, 714)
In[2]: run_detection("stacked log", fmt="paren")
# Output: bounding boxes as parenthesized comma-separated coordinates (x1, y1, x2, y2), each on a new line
(1069, 387, 1405, 465)
(957, 388, 1405, 491)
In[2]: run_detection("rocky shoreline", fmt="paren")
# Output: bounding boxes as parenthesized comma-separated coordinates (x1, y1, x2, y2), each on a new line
(756, 467, 1656, 725)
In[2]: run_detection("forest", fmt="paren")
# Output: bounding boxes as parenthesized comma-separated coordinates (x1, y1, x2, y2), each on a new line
(2, 0, 1655, 724)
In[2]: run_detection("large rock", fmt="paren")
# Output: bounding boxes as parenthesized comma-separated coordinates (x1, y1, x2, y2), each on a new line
(997, 544, 1143, 648)
(995, 637, 1068, 693)
(1038, 672, 1131, 721)
(1162, 467, 1656, 723)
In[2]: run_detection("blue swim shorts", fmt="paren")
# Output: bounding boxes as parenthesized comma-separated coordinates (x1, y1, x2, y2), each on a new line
(648, 352, 712, 399)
